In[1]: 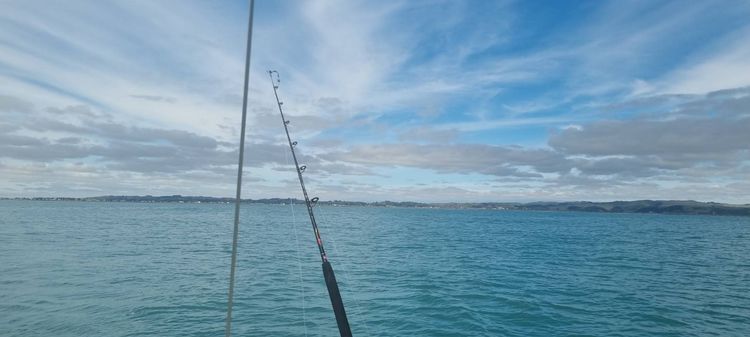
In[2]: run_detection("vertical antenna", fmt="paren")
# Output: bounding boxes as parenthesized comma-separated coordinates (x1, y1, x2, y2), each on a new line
(268, 71, 353, 337)
(225, 1, 254, 336)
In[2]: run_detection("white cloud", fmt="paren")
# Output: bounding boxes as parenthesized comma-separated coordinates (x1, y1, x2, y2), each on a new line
(659, 27, 750, 94)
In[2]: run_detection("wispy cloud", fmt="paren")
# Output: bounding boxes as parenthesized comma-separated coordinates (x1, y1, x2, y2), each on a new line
(657, 27, 750, 94)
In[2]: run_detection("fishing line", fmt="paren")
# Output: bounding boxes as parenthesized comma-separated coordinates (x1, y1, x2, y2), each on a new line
(285, 145, 309, 337)
(315, 205, 373, 334)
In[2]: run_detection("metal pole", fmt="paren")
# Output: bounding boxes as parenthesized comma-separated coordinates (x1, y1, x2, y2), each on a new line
(225, 1, 254, 336)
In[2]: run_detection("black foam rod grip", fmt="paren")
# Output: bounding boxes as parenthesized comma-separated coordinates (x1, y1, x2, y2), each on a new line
(322, 261, 353, 337)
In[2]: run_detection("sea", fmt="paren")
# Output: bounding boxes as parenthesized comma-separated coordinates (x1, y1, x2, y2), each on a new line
(1, 200, 749, 336)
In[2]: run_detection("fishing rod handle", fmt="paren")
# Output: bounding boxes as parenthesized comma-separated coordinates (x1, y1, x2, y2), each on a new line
(323, 261, 353, 337)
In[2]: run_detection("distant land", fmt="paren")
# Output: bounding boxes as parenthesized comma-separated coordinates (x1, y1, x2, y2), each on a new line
(3, 195, 750, 216)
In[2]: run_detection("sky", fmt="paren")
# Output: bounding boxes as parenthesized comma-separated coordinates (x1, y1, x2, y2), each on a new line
(1, 0, 749, 203)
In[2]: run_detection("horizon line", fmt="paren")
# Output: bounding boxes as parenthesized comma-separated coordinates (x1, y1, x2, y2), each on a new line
(3, 195, 749, 206)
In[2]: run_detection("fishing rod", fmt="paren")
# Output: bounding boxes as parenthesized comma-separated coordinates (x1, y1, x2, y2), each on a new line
(268, 70, 353, 337)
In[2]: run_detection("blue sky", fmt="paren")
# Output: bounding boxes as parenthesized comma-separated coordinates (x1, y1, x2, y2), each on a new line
(1, 0, 749, 202)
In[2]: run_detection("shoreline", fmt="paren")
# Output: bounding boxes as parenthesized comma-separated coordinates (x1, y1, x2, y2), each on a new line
(3, 196, 749, 217)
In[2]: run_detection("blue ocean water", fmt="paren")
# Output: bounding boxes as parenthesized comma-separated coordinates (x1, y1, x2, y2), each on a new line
(1, 200, 749, 336)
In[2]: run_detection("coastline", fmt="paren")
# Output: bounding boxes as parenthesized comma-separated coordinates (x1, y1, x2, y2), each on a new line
(3, 196, 749, 216)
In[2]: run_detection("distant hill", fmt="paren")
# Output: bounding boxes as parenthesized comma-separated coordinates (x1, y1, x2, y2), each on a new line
(513, 200, 750, 216)
(4, 196, 750, 216)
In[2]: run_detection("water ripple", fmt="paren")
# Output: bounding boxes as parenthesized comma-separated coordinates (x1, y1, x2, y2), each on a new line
(1, 201, 749, 336)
